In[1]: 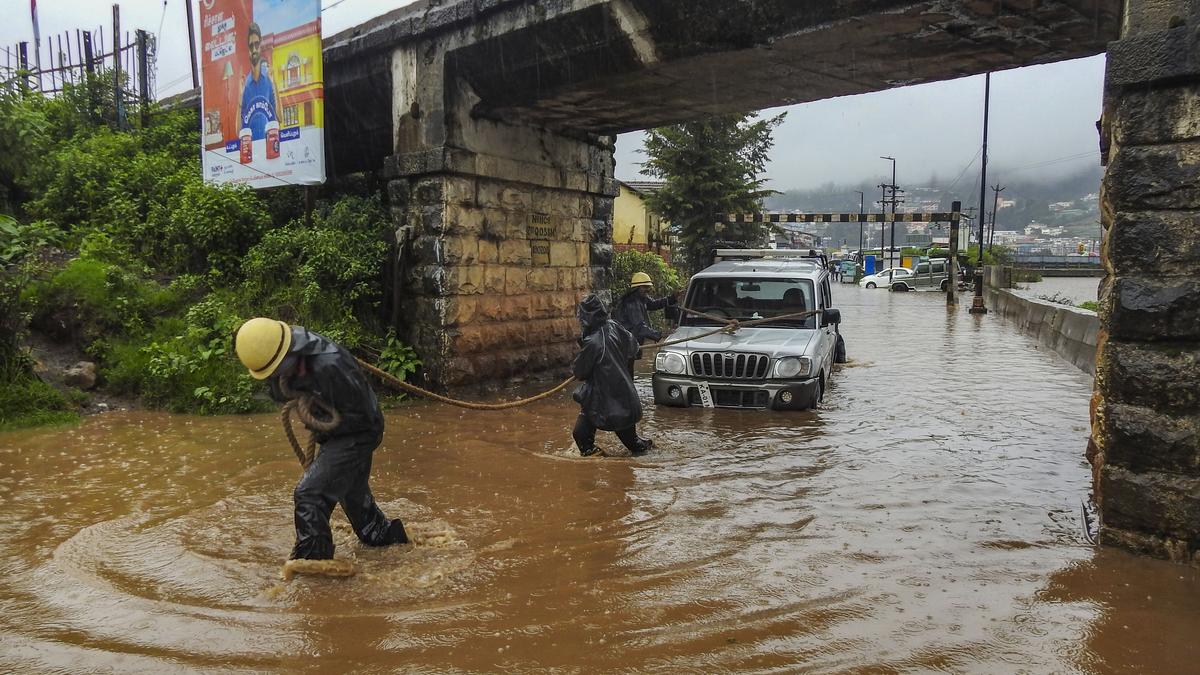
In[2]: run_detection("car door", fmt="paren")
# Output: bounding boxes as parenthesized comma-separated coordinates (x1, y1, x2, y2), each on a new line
(932, 261, 948, 288)
(911, 263, 930, 288)
(817, 276, 835, 377)
(891, 268, 913, 288)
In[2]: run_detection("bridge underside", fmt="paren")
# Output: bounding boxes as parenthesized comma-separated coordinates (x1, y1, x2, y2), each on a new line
(319, 0, 1196, 563)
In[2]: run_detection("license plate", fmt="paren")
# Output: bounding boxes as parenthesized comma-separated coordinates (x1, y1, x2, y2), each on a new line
(695, 382, 714, 408)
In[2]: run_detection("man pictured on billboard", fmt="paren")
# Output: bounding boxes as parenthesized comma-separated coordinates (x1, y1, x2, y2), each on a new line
(240, 21, 279, 140)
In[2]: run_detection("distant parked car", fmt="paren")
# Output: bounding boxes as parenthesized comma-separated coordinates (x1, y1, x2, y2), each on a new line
(890, 258, 950, 292)
(859, 267, 912, 289)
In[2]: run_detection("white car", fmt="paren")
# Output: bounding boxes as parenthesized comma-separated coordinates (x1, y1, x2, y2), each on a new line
(859, 267, 913, 289)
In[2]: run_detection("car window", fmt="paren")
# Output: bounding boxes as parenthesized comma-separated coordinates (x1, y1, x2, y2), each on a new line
(893, 269, 911, 278)
(915, 263, 929, 273)
(933, 263, 945, 273)
(684, 277, 816, 328)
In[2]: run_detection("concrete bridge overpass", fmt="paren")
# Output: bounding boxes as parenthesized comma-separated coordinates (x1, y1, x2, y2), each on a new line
(312, 0, 1199, 565)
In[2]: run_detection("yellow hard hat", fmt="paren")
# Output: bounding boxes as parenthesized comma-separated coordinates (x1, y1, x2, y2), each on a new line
(235, 317, 292, 380)
(630, 272, 653, 287)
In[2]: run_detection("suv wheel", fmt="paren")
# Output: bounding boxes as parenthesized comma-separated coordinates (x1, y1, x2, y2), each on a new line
(813, 373, 825, 407)
(940, 279, 949, 292)
(892, 283, 909, 292)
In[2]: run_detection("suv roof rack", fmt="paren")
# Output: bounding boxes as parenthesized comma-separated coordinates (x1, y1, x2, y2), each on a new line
(711, 248, 829, 267)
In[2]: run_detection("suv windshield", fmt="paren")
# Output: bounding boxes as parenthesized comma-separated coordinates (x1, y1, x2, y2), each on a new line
(683, 277, 816, 328)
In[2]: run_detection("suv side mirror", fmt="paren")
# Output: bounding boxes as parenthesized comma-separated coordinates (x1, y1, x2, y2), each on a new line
(822, 308, 842, 325)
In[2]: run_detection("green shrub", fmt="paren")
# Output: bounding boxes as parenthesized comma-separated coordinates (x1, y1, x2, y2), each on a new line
(22, 257, 179, 351)
(104, 294, 264, 414)
(241, 194, 389, 348)
(611, 249, 684, 302)
(0, 376, 78, 432)
(150, 180, 271, 277)
(1078, 300, 1099, 312)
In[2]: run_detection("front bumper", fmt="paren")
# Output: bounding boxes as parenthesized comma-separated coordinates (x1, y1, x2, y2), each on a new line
(652, 373, 819, 410)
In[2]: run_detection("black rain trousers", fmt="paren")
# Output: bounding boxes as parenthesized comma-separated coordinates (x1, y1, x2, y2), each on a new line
(291, 430, 405, 560)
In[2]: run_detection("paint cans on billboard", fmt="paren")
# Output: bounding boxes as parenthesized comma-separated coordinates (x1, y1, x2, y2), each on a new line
(239, 128, 253, 164)
(265, 121, 280, 160)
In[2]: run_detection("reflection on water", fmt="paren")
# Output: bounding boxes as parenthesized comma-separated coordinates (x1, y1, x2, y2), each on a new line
(1, 285, 1197, 672)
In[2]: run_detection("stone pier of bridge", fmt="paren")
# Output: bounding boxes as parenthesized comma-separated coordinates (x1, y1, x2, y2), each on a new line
(1090, 0, 1200, 564)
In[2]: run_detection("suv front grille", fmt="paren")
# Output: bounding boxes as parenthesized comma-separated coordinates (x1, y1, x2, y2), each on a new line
(691, 352, 771, 379)
(687, 388, 770, 409)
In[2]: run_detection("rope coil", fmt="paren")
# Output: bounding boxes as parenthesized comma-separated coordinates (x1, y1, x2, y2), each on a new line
(279, 376, 342, 469)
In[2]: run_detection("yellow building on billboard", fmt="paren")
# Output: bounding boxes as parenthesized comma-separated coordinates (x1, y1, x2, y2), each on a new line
(266, 19, 323, 129)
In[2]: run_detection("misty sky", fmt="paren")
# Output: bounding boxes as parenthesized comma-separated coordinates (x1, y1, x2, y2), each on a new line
(4, 1, 1104, 191)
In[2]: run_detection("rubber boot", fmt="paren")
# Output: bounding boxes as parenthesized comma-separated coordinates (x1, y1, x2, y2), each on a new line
(386, 518, 409, 544)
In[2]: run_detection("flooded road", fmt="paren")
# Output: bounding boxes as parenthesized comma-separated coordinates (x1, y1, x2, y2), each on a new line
(1020, 277, 1103, 306)
(2, 285, 1198, 672)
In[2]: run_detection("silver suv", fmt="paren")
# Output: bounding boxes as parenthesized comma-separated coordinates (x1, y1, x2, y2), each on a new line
(652, 250, 843, 411)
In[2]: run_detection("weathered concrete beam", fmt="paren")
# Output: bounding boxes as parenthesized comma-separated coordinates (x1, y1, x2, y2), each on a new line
(323, 0, 1121, 174)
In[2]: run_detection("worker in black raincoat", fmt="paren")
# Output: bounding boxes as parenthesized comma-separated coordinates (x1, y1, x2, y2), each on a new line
(572, 294, 654, 457)
(234, 318, 408, 560)
(613, 272, 679, 375)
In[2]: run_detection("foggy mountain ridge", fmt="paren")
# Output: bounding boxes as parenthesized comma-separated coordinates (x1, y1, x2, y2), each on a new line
(764, 164, 1102, 233)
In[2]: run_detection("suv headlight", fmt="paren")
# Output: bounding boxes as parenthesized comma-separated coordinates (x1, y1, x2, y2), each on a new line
(773, 356, 811, 379)
(655, 351, 687, 375)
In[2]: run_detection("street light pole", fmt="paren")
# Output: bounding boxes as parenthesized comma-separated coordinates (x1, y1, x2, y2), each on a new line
(970, 73, 991, 315)
(881, 156, 896, 269)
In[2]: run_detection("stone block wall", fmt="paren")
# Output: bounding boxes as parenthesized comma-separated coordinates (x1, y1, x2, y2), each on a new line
(1090, 1, 1200, 563)
(388, 172, 615, 387)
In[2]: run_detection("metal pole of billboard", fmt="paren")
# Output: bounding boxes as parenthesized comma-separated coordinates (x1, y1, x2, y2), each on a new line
(184, 0, 199, 90)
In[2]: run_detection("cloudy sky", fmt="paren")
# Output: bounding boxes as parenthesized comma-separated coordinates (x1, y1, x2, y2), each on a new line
(3, 0, 1104, 191)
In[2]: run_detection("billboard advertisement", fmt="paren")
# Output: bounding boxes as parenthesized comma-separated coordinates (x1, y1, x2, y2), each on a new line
(198, 0, 325, 187)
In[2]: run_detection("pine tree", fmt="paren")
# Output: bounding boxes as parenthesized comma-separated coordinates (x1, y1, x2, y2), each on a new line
(640, 113, 785, 273)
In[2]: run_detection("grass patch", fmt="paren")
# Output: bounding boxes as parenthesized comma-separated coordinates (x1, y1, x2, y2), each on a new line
(0, 377, 79, 432)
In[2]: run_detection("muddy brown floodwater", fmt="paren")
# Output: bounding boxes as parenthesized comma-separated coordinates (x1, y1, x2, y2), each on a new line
(2, 285, 1198, 673)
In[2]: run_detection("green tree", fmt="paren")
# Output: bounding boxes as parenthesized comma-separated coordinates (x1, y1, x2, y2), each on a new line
(640, 113, 785, 273)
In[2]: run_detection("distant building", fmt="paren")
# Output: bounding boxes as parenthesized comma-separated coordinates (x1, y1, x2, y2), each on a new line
(614, 181, 672, 260)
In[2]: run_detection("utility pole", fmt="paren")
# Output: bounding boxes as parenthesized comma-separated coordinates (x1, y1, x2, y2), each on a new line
(970, 73, 991, 315)
(989, 183, 1005, 256)
(855, 190, 865, 262)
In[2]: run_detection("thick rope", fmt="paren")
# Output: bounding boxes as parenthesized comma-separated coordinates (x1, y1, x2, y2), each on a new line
(356, 359, 577, 411)
(279, 376, 342, 469)
(354, 307, 819, 410)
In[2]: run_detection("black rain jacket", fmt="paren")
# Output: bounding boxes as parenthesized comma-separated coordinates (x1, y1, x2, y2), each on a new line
(614, 289, 676, 345)
(572, 296, 643, 431)
(268, 327, 384, 441)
